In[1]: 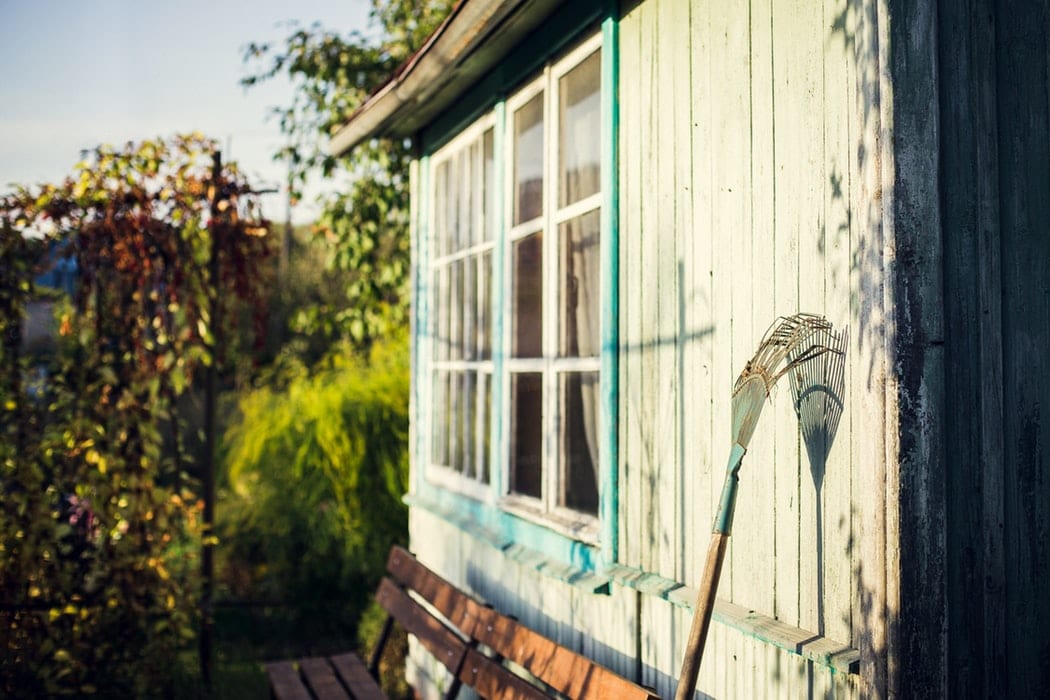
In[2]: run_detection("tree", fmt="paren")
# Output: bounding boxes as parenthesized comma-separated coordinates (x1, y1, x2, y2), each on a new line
(243, 0, 453, 349)
(0, 134, 272, 697)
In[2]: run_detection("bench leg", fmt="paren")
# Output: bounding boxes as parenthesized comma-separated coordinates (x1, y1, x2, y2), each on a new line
(367, 613, 395, 677)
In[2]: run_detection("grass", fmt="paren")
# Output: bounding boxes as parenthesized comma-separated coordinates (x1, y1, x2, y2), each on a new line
(171, 603, 361, 699)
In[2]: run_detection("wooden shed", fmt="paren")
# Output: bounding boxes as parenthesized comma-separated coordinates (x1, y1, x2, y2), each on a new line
(330, 0, 1050, 696)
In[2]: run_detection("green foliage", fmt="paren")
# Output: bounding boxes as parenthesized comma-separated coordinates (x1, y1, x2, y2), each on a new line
(0, 134, 272, 697)
(243, 0, 452, 349)
(218, 333, 410, 610)
(357, 600, 411, 699)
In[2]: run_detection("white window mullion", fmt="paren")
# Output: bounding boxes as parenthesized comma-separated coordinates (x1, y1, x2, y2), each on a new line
(542, 62, 559, 514)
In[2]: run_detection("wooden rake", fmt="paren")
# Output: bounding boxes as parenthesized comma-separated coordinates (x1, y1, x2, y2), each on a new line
(674, 313, 840, 700)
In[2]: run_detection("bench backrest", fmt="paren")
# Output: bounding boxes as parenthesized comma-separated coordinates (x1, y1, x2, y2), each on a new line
(379, 546, 660, 700)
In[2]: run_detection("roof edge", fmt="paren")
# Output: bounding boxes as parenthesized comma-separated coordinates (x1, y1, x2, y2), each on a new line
(327, 0, 527, 156)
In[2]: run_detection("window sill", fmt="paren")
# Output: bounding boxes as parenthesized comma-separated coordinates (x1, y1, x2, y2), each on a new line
(499, 494, 601, 546)
(605, 564, 861, 676)
(405, 491, 611, 594)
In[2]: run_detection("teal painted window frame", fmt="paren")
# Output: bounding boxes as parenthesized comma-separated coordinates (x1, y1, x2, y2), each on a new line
(411, 10, 619, 579)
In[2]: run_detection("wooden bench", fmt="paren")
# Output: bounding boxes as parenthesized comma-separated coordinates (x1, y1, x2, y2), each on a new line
(266, 545, 661, 699)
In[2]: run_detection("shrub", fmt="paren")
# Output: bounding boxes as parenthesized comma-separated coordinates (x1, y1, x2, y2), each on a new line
(218, 334, 410, 619)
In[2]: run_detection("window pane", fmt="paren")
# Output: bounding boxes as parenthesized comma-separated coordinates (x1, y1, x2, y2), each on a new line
(559, 371, 599, 515)
(559, 209, 601, 357)
(478, 252, 491, 360)
(559, 50, 602, 207)
(479, 372, 491, 484)
(435, 160, 448, 257)
(510, 372, 543, 499)
(458, 148, 472, 249)
(514, 93, 544, 224)
(482, 128, 495, 241)
(449, 259, 461, 360)
(513, 232, 544, 357)
(449, 370, 462, 473)
(448, 154, 460, 253)
(433, 267, 448, 361)
(459, 371, 475, 476)
(463, 254, 476, 360)
(431, 371, 449, 466)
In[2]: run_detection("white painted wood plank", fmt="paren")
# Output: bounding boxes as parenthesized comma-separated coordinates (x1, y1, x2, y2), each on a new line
(640, 595, 678, 699)
(822, 0, 856, 648)
(637, 0, 660, 575)
(850, 0, 891, 692)
(708, 0, 758, 610)
(771, 0, 805, 630)
(668, 0, 692, 587)
(653, 0, 680, 582)
(618, 5, 644, 570)
(786, 0, 828, 638)
(747, 0, 779, 622)
(678, 0, 710, 593)
(684, 0, 719, 599)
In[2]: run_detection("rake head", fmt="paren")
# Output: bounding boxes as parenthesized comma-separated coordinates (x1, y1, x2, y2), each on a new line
(731, 313, 840, 448)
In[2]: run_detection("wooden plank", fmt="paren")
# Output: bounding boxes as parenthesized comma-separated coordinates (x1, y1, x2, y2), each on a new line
(820, 0, 855, 649)
(651, 0, 681, 585)
(668, 0, 694, 591)
(265, 661, 312, 700)
(770, 0, 804, 630)
(789, 0, 828, 638)
(457, 647, 549, 700)
(299, 657, 352, 700)
(636, 0, 660, 576)
(469, 603, 659, 700)
(684, 0, 718, 597)
(713, 0, 755, 608)
(618, 2, 644, 571)
(994, 1, 1050, 695)
(374, 577, 467, 676)
(384, 546, 476, 632)
(680, 0, 714, 600)
(850, 0, 890, 693)
(329, 653, 385, 700)
(748, 0, 778, 627)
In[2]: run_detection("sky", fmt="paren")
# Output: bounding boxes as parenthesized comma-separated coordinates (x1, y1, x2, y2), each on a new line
(0, 0, 376, 223)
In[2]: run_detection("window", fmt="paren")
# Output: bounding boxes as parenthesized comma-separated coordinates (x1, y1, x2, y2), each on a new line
(429, 120, 496, 495)
(426, 35, 604, 537)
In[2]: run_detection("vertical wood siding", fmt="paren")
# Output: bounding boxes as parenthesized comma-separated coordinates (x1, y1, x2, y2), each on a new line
(892, 0, 1050, 695)
(618, 0, 881, 694)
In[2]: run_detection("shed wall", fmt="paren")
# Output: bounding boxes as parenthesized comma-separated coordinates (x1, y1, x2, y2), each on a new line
(616, 0, 885, 693)
(889, 0, 1050, 695)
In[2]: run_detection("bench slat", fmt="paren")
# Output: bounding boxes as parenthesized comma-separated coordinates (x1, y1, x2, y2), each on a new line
(375, 576, 467, 676)
(329, 653, 385, 700)
(471, 606, 659, 700)
(385, 546, 477, 633)
(457, 647, 549, 700)
(386, 547, 659, 700)
(265, 660, 313, 700)
(300, 657, 352, 700)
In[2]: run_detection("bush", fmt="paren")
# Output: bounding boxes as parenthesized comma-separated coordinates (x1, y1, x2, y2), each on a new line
(218, 334, 410, 621)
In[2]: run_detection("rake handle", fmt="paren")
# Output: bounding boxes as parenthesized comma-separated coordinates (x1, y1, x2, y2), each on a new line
(675, 532, 730, 700)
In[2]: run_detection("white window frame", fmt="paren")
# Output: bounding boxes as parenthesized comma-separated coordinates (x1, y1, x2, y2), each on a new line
(426, 113, 497, 503)
(423, 32, 604, 543)
(501, 33, 603, 542)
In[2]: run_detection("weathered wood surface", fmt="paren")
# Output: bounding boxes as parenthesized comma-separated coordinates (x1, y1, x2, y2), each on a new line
(617, 1, 870, 695)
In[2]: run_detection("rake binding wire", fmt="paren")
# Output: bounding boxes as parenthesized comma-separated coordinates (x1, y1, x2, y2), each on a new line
(675, 312, 843, 700)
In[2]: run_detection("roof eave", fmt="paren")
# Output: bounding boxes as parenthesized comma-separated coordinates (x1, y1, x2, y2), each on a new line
(327, 0, 561, 156)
